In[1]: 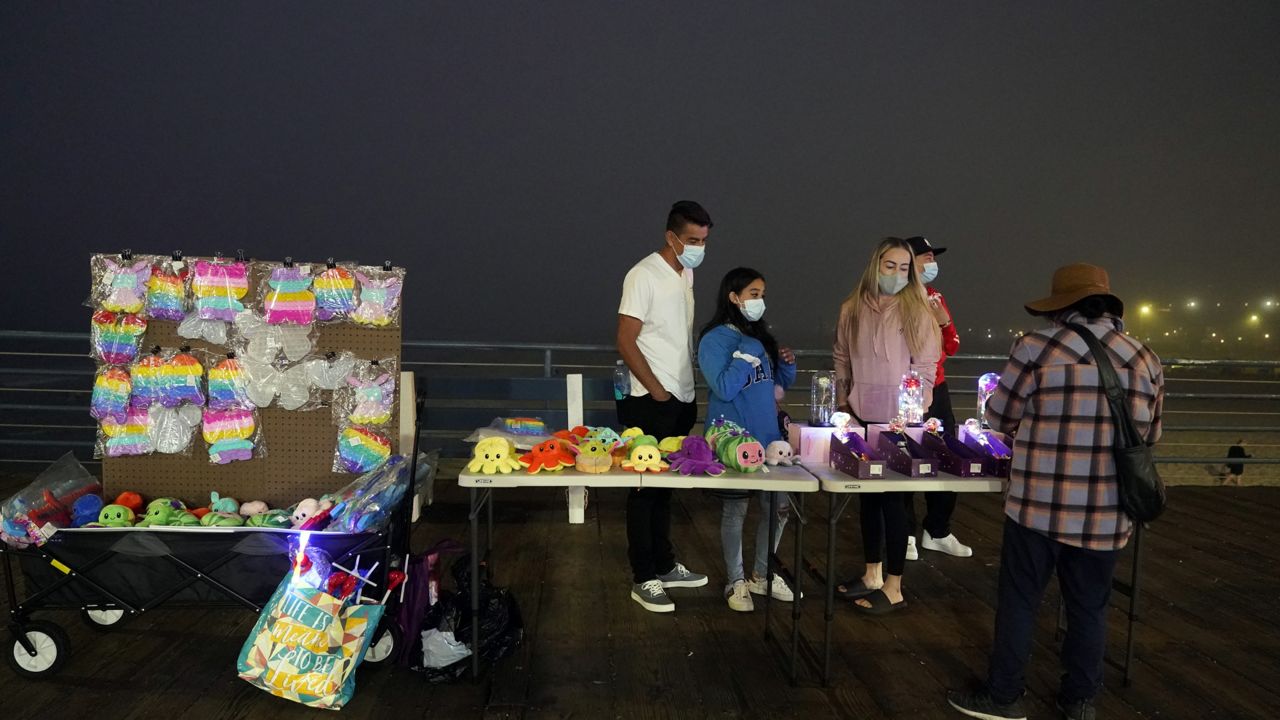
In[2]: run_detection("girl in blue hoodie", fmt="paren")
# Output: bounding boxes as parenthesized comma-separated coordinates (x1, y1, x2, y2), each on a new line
(697, 267, 798, 612)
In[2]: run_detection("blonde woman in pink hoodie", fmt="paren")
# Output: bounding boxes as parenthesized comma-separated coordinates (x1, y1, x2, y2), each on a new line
(832, 237, 942, 614)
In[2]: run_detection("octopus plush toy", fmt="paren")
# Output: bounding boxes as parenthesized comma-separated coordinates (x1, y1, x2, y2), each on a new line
(467, 437, 523, 474)
(765, 440, 798, 466)
(657, 435, 686, 457)
(98, 258, 152, 314)
(622, 444, 668, 473)
(200, 511, 245, 527)
(314, 264, 357, 321)
(247, 509, 292, 529)
(351, 270, 403, 327)
(145, 261, 188, 321)
(92, 311, 148, 366)
(666, 436, 725, 476)
(90, 367, 132, 423)
(519, 439, 576, 474)
(717, 432, 766, 474)
(571, 437, 618, 474)
(347, 372, 395, 425)
(88, 504, 136, 528)
(262, 264, 316, 325)
(619, 427, 645, 447)
(136, 498, 200, 527)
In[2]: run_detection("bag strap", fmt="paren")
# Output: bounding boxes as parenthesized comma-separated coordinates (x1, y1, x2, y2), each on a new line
(1064, 322, 1143, 449)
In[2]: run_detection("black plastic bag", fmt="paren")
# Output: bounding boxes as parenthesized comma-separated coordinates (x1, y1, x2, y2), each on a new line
(412, 553, 524, 682)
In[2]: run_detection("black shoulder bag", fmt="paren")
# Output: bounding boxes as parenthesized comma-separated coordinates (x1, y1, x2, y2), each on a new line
(1065, 323, 1167, 523)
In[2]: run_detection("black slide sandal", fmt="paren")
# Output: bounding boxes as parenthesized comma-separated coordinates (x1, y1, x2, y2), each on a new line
(854, 589, 908, 615)
(836, 578, 879, 600)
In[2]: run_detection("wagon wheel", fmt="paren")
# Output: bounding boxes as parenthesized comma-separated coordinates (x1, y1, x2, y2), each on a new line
(7, 620, 69, 678)
(363, 622, 402, 664)
(81, 607, 127, 631)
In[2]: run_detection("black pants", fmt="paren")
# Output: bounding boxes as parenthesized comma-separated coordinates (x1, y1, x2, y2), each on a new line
(904, 380, 958, 538)
(987, 518, 1120, 705)
(617, 394, 698, 583)
(861, 492, 908, 575)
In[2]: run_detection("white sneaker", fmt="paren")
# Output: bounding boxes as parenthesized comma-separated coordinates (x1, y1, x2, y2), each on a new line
(905, 535, 919, 561)
(921, 530, 973, 557)
(726, 580, 754, 612)
(746, 573, 801, 602)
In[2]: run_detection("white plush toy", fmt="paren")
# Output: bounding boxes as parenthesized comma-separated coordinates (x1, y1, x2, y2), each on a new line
(765, 440, 797, 466)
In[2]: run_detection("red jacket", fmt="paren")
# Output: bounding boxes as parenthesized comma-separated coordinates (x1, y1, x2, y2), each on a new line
(927, 286, 960, 385)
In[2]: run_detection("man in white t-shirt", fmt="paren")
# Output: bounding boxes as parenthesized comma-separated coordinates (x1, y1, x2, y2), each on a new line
(616, 200, 712, 613)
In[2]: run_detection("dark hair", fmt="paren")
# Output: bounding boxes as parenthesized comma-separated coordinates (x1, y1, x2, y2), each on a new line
(1033, 294, 1124, 320)
(666, 201, 713, 234)
(699, 267, 779, 371)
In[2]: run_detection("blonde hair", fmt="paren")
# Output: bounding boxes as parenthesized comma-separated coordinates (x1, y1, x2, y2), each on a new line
(840, 237, 938, 358)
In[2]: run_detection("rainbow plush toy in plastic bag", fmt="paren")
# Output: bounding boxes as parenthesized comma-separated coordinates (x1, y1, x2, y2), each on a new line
(203, 408, 259, 464)
(351, 266, 404, 327)
(91, 311, 148, 366)
(262, 262, 316, 325)
(90, 367, 132, 424)
(145, 257, 189, 321)
(314, 262, 357, 322)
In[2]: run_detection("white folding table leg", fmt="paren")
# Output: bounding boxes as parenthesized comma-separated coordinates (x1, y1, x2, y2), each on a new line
(565, 373, 587, 524)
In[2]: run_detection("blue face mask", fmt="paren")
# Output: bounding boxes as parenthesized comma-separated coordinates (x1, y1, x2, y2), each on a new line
(878, 272, 908, 295)
(740, 298, 766, 322)
(920, 262, 938, 284)
(676, 242, 704, 269)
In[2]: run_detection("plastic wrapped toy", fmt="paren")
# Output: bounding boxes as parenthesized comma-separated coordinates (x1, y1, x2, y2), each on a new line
(242, 358, 315, 411)
(91, 310, 148, 366)
(261, 261, 316, 325)
(351, 265, 404, 327)
(207, 353, 252, 410)
(98, 406, 154, 457)
(91, 254, 154, 313)
(233, 310, 314, 363)
(898, 370, 925, 426)
(145, 255, 189, 321)
(163, 348, 206, 407)
(314, 260, 358, 322)
(0, 453, 101, 542)
(326, 455, 411, 533)
(304, 351, 357, 391)
(977, 372, 1001, 427)
(192, 258, 249, 322)
(148, 404, 203, 454)
(129, 349, 168, 409)
(346, 369, 395, 425)
(90, 366, 132, 423)
(203, 408, 259, 464)
(334, 426, 393, 473)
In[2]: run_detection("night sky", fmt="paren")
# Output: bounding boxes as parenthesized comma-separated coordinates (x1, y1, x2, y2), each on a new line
(3, 2, 1278, 352)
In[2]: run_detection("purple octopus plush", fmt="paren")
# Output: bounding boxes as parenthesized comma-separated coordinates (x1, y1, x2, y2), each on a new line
(667, 436, 726, 476)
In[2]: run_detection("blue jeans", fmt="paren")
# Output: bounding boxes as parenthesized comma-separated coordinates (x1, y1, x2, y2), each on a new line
(720, 492, 790, 590)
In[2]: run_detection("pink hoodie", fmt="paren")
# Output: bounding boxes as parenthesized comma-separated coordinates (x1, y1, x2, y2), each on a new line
(833, 294, 941, 423)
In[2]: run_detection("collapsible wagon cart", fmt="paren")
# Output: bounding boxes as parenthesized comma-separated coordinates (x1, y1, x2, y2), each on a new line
(2, 385, 428, 678)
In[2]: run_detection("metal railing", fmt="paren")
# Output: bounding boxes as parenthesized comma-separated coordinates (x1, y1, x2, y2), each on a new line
(2, 332, 1278, 469)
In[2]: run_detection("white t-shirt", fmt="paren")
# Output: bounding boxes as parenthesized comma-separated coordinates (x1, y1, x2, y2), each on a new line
(617, 253, 696, 403)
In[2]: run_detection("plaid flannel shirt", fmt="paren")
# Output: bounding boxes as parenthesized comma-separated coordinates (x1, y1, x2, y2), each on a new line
(986, 313, 1164, 551)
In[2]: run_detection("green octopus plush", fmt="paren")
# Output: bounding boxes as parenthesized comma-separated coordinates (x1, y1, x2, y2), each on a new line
(136, 498, 200, 527)
(92, 504, 135, 528)
(245, 509, 292, 529)
(200, 511, 244, 527)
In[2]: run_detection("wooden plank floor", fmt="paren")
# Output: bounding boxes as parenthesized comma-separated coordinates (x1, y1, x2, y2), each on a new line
(1, 468, 1277, 719)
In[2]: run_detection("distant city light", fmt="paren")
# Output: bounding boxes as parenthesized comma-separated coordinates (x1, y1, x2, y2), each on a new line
(1186, 300, 1198, 308)
(1211, 332, 1217, 337)
(1250, 314, 1260, 323)
(1139, 304, 1152, 315)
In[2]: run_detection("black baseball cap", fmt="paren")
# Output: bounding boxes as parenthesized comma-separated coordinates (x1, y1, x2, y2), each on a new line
(905, 236, 946, 257)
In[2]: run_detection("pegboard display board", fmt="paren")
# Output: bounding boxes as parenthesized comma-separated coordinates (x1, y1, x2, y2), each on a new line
(99, 257, 404, 509)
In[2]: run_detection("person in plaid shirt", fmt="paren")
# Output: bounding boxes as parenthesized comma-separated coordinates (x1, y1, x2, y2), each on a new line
(948, 264, 1164, 720)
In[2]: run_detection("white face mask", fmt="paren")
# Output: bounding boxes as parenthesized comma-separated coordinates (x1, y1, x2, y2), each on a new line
(878, 272, 908, 295)
(672, 237, 705, 269)
(920, 262, 938, 283)
(739, 298, 766, 322)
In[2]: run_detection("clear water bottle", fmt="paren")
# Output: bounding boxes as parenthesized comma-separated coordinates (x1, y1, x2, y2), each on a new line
(613, 360, 630, 400)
